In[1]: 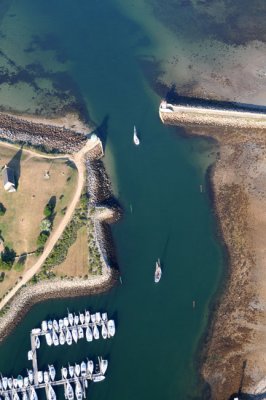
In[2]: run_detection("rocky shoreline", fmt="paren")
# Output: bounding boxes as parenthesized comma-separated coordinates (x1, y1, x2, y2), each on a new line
(0, 111, 88, 153)
(86, 157, 121, 270)
(160, 108, 266, 399)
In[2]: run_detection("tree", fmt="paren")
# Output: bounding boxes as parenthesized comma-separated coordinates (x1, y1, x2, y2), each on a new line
(1, 247, 16, 264)
(40, 219, 52, 233)
(44, 204, 53, 218)
(37, 231, 49, 247)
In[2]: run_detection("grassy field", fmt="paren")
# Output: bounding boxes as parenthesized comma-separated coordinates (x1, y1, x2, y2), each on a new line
(0, 143, 78, 298)
(53, 225, 89, 277)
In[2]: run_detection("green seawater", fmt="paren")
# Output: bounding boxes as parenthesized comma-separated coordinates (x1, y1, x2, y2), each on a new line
(0, 1, 226, 399)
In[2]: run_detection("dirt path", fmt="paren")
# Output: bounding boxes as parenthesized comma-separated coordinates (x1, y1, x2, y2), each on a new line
(0, 139, 100, 310)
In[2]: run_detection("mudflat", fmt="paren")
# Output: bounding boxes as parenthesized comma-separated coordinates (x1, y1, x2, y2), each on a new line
(161, 110, 266, 399)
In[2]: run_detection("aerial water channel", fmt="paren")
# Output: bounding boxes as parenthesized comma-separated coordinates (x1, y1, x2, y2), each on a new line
(0, 1, 224, 399)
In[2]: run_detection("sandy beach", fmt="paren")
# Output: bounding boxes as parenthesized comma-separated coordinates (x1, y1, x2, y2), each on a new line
(161, 109, 266, 399)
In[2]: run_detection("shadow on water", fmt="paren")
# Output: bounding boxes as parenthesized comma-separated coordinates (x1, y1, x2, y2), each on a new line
(93, 115, 109, 150)
(165, 84, 266, 113)
(160, 232, 171, 268)
(7, 145, 23, 189)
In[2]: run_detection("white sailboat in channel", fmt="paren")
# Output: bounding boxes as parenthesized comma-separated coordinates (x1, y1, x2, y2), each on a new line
(154, 258, 162, 283)
(133, 125, 140, 146)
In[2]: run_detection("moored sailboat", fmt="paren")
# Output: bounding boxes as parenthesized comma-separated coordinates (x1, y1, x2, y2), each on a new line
(66, 328, 72, 345)
(92, 375, 105, 382)
(12, 389, 20, 400)
(68, 365, 74, 378)
(45, 332, 52, 346)
(65, 381, 74, 400)
(53, 320, 59, 332)
(107, 320, 115, 337)
(85, 327, 93, 342)
(80, 362, 86, 378)
(74, 364, 80, 377)
(61, 368, 68, 380)
(87, 360, 94, 375)
(35, 336, 40, 349)
(100, 358, 108, 375)
(93, 325, 99, 340)
(101, 322, 107, 339)
(48, 365, 56, 382)
(74, 380, 82, 400)
(59, 330, 65, 345)
(29, 387, 38, 400)
(22, 391, 28, 400)
(84, 311, 90, 325)
(78, 326, 84, 339)
(27, 370, 33, 385)
(72, 326, 78, 343)
(47, 384, 56, 400)
(79, 313, 85, 325)
(52, 330, 59, 346)
(43, 371, 49, 384)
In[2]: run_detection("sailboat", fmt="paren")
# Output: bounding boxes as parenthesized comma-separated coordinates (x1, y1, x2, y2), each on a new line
(48, 365, 56, 382)
(74, 380, 82, 400)
(65, 381, 74, 400)
(154, 258, 162, 283)
(133, 125, 140, 145)
(85, 326, 93, 342)
(47, 384, 56, 400)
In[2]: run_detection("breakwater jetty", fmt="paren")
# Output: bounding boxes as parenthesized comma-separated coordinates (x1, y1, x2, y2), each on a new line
(0, 112, 87, 153)
(86, 157, 121, 271)
(159, 100, 266, 129)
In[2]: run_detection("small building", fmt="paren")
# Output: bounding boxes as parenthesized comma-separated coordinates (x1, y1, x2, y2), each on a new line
(2, 165, 16, 192)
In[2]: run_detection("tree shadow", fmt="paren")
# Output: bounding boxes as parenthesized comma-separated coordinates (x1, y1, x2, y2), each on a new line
(47, 195, 57, 226)
(17, 253, 27, 265)
(48, 195, 56, 210)
(7, 145, 23, 189)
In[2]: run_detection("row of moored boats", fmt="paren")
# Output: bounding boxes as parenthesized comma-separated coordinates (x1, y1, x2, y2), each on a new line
(31, 311, 115, 349)
(0, 358, 108, 400)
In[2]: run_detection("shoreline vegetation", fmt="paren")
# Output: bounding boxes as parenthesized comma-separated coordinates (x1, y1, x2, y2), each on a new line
(160, 102, 266, 399)
(0, 111, 120, 342)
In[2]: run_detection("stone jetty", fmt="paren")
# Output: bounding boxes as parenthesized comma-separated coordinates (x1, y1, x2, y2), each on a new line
(159, 101, 266, 129)
(86, 157, 121, 271)
(0, 112, 87, 153)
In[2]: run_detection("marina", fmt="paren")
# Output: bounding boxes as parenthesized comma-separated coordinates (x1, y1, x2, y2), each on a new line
(30, 310, 115, 350)
(0, 310, 114, 400)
